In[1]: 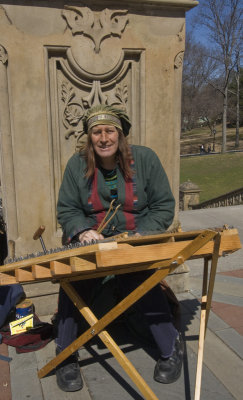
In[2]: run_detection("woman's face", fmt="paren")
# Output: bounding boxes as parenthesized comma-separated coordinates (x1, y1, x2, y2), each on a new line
(90, 124, 119, 162)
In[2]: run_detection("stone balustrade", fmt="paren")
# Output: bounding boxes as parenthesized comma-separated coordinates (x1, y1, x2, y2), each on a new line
(191, 187, 243, 209)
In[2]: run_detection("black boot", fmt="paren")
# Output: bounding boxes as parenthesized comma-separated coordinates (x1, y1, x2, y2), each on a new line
(154, 333, 184, 384)
(55, 347, 83, 392)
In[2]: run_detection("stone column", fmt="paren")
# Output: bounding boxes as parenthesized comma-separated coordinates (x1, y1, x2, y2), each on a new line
(0, 43, 18, 257)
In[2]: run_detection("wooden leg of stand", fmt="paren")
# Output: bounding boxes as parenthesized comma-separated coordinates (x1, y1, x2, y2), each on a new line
(205, 233, 221, 334)
(194, 258, 208, 400)
(194, 234, 221, 400)
(61, 281, 159, 400)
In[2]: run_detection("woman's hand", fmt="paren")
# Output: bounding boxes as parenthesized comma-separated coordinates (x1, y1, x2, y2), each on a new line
(78, 230, 104, 244)
(134, 232, 141, 237)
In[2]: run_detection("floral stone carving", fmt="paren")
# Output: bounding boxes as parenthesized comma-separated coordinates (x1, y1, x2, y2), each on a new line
(61, 79, 129, 143)
(62, 6, 129, 53)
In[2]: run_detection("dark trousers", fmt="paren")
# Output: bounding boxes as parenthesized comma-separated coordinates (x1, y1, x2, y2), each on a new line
(56, 270, 178, 358)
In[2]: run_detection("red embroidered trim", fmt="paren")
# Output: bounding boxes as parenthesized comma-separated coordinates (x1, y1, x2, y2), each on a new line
(123, 179, 136, 230)
(89, 168, 106, 229)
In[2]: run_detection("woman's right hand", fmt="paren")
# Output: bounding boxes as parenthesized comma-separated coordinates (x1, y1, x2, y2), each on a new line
(78, 230, 104, 244)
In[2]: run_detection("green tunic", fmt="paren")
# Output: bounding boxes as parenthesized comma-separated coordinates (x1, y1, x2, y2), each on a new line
(57, 145, 175, 242)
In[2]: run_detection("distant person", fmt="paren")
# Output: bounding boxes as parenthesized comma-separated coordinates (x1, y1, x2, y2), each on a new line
(207, 145, 211, 153)
(199, 144, 205, 154)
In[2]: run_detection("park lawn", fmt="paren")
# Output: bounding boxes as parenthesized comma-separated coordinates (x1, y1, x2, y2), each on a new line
(180, 152, 243, 203)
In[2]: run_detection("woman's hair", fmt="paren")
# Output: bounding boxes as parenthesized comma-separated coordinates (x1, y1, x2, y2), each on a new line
(82, 128, 133, 180)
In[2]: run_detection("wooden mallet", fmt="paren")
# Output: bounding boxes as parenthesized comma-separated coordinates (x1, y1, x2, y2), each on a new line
(33, 225, 47, 254)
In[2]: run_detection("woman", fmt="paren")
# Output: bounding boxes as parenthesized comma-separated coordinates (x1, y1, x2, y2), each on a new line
(56, 105, 183, 392)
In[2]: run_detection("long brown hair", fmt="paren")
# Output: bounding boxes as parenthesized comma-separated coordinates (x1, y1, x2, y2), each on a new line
(82, 129, 133, 180)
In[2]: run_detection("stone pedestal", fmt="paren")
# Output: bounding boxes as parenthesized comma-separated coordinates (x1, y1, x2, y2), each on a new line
(0, 0, 197, 308)
(179, 180, 201, 210)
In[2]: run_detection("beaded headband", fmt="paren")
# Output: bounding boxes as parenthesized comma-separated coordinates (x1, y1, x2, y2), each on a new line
(87, 111, 122, 131)
(83, 105, 131, 137)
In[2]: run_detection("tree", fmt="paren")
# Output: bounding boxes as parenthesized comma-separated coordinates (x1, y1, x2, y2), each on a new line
(182, 35, 220, 132)
(228, 58, 243, 147)
(197, 84, 222, 135)
(199, 0, 243, 152)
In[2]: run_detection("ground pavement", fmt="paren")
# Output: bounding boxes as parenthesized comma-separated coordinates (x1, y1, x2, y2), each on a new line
(0, 206, 242, 400)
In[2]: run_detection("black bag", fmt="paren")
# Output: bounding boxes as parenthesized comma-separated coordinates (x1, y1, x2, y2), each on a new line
(0, 314, 54, 353)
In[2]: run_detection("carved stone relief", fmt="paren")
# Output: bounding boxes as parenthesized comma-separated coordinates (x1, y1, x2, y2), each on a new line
(62, 7, 129, 76)
(46, 43, 145, 231)
(174, 51, 184, 69)
(177, 23, 185, 42)
(0, 5, 12, 27)
(0, 45, 8, 64)
(62, 6, 129, 54)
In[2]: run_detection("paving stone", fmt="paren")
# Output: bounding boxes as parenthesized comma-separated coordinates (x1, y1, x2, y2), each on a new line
(9, 347, 43, 400)
(190, 276, 243, 298)
(179, 290, 231, 333)
(179, 206, 243, 236)
(219, 269, 243, 278)
(0, 343, 11, 400)
(206, 309, 230, 332)
(212, 301, 243, 332)
(181, 313, 243, 400)
(213, 273, 243, 284)
(216, 328, 243, 359)
(190, 286, 243, 307)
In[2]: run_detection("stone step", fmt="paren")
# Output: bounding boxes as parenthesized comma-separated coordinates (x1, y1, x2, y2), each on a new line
(22, 281, 59, 317)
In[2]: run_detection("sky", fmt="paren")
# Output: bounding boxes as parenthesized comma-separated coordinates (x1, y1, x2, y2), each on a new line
(185, 2, 212, 47)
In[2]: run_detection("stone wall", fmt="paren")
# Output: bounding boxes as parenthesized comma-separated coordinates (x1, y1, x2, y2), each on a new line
(0, 0, 197, 257)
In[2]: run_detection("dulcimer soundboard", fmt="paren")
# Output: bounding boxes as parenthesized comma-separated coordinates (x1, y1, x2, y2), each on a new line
(0, 227, 241, 285)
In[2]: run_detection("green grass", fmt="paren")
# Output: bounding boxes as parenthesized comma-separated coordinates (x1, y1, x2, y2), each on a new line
(180, 152, 243, 203)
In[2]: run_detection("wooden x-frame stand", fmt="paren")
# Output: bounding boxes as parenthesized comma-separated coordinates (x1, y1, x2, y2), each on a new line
(37, 230, 223, 400)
